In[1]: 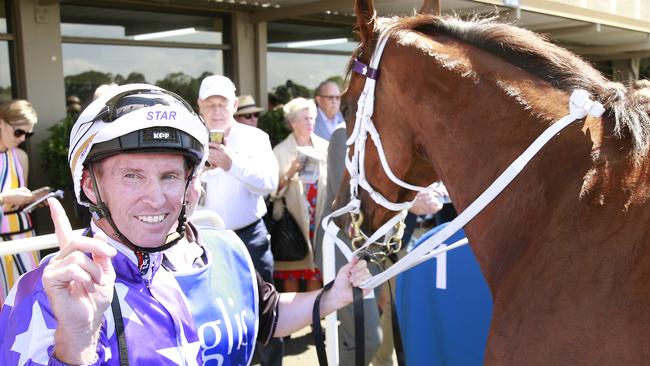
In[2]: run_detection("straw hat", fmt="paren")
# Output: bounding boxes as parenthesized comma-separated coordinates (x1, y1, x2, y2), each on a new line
(235, 95, 264, 116)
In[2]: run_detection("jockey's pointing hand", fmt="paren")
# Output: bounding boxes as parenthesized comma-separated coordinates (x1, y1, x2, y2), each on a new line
(42, 198, 117, 365)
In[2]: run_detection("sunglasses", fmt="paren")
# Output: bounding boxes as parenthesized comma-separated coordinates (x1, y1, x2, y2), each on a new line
(239, 112, 260, 119)
(11, 125, 34, 139)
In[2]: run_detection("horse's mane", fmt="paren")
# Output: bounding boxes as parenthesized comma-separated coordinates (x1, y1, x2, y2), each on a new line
(350, 15, 650, 158)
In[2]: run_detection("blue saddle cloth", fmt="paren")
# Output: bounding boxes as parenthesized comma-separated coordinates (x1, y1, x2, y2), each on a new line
(396, 222, 493, 366)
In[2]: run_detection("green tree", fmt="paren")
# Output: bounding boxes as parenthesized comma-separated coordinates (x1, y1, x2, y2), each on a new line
(271, 80, 312, 104)
(64, 70, 114, 105)
(156, 71, 213, 108)
(40, 113, 76, 190)
(258, 108, 290, 147)
(115, 72, 148, 85)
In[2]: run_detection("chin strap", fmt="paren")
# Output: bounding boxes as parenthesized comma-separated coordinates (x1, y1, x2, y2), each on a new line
(87, 161, 190, 254)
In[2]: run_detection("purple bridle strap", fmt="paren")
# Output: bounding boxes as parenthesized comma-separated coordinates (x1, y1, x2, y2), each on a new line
(352, 58, 379, 80)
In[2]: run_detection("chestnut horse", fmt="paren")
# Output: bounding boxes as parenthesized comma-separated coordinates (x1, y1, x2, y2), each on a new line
(338, 0, 650, 364)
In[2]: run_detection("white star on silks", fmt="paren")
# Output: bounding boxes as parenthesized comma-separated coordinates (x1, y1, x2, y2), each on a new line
(114, 283, 143, 326)
(156, 323, 201, 366)
(11, 301, 56, 366)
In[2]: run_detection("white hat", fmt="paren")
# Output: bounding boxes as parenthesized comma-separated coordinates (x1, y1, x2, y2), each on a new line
(199, 75, 237, 101)
(69, 83, 209, 207)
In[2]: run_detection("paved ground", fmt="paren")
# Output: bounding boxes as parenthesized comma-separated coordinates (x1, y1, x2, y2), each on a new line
(251, 326, 318, 365)
(251, 324, 398, 366)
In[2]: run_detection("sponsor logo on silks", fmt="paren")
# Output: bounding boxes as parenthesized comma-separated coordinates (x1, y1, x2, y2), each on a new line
(153, 131, 171, 139)
(198, 296, 251, 364)
(146, 110, 177, 121)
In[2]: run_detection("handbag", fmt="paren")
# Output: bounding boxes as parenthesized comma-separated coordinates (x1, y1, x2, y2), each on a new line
(268, 197, 309, 261)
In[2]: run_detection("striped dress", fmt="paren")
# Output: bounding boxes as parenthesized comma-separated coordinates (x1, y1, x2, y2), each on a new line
(0, 148, 38, 307)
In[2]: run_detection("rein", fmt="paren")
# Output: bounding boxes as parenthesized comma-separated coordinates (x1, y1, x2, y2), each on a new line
(320, 27, 606, 290)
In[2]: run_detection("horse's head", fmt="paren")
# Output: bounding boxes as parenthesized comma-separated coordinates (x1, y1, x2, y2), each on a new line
(332, 0, 439, 254)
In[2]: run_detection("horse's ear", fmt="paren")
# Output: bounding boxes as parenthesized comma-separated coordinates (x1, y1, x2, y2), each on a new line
(355, 0, 376, 46)
(418, 0, 441, 15)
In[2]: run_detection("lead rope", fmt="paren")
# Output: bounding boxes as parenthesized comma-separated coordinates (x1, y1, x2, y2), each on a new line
(313, 281, 335, 365)
(313, 282, 369, 366)
(111, 288, 130, 366)
(313, 255, 406, 366)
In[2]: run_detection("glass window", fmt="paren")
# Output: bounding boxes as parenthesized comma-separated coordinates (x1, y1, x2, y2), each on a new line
(640, 58, 650, 80)
(62, 44, 223, 104)
(0, 41, 11, 101)
(0, 0, 12, 100)
(267, 52, 349, 93)
(267, 21, 354, 94)
(0, 0, 6, 33)
(60, 4, 226, 105)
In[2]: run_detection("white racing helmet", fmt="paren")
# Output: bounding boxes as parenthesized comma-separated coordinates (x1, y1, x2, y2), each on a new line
(69, 83, 208, 207)
(68, 84, 208, 252)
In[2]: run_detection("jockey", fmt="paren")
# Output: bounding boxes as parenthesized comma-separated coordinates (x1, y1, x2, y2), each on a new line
(0, 84, 370, 365)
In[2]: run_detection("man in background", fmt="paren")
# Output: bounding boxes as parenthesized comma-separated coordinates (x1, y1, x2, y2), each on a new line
(313, 80, 344, 140)
(197, 75, 284, 365)
(234, 94, 265, 128)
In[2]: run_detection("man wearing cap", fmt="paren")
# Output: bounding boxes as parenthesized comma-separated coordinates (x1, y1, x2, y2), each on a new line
(234, 95, 265, 128)
(314, 80, 344, 140)
(197, 75, 284, 365)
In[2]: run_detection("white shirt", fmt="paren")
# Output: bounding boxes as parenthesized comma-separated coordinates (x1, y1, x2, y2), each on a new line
(202, 122, 279, 230)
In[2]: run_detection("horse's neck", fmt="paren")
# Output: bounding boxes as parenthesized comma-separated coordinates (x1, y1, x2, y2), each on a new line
(437, 112, 650, 295)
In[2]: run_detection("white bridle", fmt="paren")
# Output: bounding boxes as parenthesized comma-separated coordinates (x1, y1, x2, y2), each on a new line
(321, 28, 606, 290)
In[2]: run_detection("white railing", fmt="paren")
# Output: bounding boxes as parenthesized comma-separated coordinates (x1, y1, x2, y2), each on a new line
(0, 210, 225, 257)
(0, 230, 83, 256)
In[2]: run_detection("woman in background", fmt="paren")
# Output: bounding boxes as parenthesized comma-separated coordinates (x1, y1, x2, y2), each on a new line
(0, 100, 41, 307)
(272, 97, 328, 292)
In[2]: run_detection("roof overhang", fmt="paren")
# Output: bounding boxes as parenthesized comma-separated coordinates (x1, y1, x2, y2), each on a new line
(223, 0, 650, 60)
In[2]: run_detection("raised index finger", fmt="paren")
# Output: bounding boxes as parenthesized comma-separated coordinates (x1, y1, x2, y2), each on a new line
(48, 197, 73, 250)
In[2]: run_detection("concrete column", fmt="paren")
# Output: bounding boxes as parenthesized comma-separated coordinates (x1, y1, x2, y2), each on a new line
(14, 0, 66, 233)
(231, 11, 268, 109)
(255, 22, 268, 110)
(612, 58, 640, 82)
(231, 12, 256, 97)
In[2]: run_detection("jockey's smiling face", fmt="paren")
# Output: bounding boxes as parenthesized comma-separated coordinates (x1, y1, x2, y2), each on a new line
(81, 152, 189, 248)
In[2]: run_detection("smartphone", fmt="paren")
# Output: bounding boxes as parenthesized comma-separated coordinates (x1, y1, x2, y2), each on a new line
(22, 189, 64, 214)
(209, 130, 224, 144)
(31, 186, 52, 198)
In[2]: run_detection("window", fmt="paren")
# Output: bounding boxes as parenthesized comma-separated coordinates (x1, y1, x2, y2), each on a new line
(640, 58, 650, 80)
(267, 22, 355, 96)
(60, 4, 228, 106)
(0, 0, 13, 101)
